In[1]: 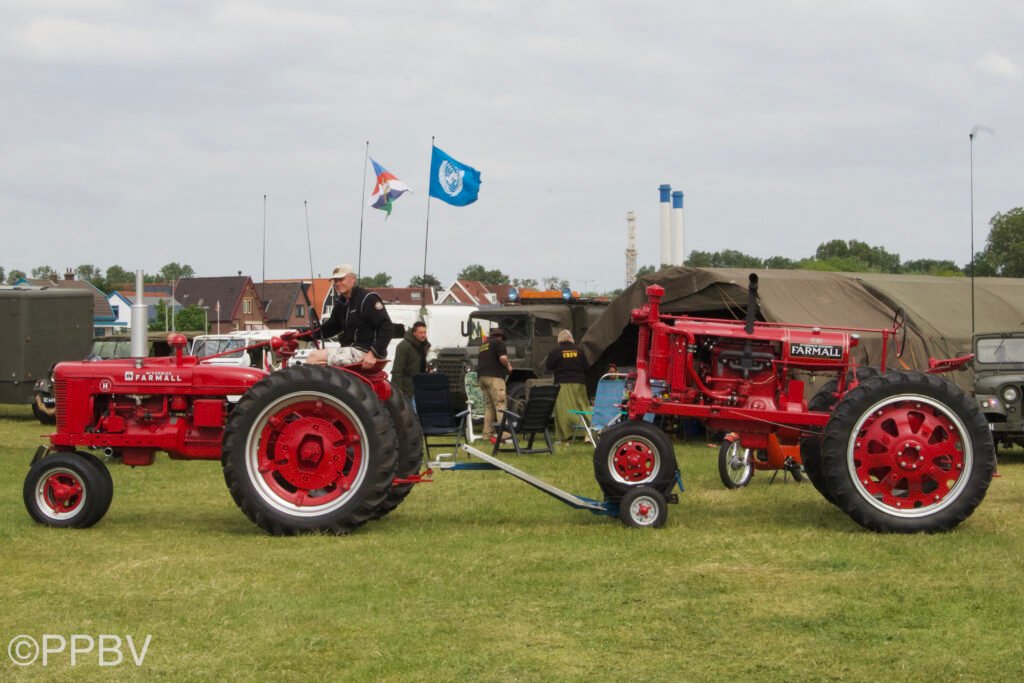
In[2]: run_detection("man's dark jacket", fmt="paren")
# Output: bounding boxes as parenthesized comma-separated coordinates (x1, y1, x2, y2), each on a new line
(318, 286, 393, 359)
(391, 329, 430, 398)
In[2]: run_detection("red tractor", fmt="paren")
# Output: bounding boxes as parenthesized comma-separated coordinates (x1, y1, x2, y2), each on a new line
(591, 274, 995, 533)
(23, 332, 424, 534)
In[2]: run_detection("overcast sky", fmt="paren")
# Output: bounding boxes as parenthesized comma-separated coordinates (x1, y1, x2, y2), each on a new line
(2, 1, 1021, 292)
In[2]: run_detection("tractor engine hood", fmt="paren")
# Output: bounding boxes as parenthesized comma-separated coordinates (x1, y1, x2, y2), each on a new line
(54, 356, 268, 395)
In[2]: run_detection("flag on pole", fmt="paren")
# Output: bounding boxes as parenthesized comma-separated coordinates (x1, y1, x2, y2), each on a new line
(368, 158, 411, 217)
(429, 146, 481, 206)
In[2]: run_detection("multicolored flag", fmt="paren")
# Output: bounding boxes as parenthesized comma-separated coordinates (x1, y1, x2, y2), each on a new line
(368, 158, 411, 217)
(429, 146, 481, 206)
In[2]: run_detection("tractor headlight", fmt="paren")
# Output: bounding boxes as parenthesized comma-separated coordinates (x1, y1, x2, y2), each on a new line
(1001, 386, 1020, 404)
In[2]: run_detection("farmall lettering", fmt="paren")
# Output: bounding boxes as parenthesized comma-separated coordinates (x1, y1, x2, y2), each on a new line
(123, 370, 183, 383)
(789, 343, 843, 359)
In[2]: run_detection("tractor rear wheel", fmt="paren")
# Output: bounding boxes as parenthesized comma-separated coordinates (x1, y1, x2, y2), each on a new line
(222, 365, 399, 535)
(594, 420, 678, 500)
(23, 452, 113, 528)
(820, 371, 995, 533)
(368, 389, 424, 521)
(718, 438, 754, 489)
(618, 486, 668, 528)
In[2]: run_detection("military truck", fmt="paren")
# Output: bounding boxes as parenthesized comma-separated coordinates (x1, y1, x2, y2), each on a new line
(973, 331, 1024, 451)
(0, 288, 92, 415)
(434, 296, 609, 411)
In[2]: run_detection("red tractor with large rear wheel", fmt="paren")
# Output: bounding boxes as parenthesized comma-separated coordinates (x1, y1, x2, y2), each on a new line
(592, 274, 994, 533)
(23, 331, 424, 535)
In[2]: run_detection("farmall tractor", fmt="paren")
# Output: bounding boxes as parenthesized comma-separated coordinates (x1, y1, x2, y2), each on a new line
(23, 275, 424, 534)
(590, 274, 995, 533)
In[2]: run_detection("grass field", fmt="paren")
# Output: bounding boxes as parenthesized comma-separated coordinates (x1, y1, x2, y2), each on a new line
(2, 403, 1023, 681)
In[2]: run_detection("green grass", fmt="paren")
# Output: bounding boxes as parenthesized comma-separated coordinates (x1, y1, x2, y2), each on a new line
(2, 409, 1023, 681)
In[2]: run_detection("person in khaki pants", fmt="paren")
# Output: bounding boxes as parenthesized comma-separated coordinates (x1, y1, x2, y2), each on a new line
(477, 327, 513, 443)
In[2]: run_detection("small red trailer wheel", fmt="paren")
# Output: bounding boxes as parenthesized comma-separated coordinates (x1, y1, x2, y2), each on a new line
(718, 438, 754, 489)
(821, 371, 995, 533)
(23, 452, 113, 528)
(618, 486, 668, 528)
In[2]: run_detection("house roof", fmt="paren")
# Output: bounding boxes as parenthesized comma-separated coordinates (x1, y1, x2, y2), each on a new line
(52, 279, 115, 320)
(438, 280, 511, 306)
(255, 281, 311, 323)
(174, 276, 254, 322)
(366, 287, 436, 305)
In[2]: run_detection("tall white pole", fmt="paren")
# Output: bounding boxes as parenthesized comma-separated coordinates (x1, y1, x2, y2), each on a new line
(625, 211, 637, 286)
(659, 184, 672, 268)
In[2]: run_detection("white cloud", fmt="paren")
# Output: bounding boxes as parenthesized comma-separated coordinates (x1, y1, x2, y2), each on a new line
(975, 52, 1021, 80)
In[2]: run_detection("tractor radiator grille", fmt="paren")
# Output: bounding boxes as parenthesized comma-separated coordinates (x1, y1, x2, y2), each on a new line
(55, 378, 67, 430)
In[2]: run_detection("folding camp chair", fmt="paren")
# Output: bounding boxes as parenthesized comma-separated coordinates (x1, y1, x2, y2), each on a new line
(493, 384, 560, 456)
(463, 371, 486, 443)
(568, 373, 628, 448)
(412, 373, 468, 457)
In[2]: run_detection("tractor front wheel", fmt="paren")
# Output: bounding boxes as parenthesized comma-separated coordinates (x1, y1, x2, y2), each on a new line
(718, 438, 754, 489)
(222, 365, 399, 535)
(820, 371, 995, 533)
(594, 420, 678, 500)
(23, 452, 113, 528)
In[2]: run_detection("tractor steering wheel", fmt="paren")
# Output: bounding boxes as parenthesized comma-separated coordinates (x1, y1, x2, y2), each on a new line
(891, 307, 907, 359)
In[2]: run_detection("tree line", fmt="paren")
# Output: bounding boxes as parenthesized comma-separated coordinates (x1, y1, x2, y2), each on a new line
(2, 262, 196, 291)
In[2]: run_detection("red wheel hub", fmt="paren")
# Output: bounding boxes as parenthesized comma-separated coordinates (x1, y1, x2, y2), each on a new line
(256, 400, 363, 507)
(613, 440, 657, 482)
(42, 472, 84, 513)
(852, 400, 965, 510)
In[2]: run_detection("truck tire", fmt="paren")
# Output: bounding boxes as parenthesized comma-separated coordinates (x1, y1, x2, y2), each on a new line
(23, 452, 113, 528)
(803, 367, 879, 505)
(506, 381, 527, 416)
(820, 371, 995, 533)
(594, 420, 678, 500)
(368, 390, 424, 521)
(222, 365, 399, 535)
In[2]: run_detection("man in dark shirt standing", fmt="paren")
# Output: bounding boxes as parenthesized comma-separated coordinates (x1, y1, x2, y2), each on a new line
(477, 327, 513, 443)
(545, 329, 590, 444)
(307, 263, 393, 370)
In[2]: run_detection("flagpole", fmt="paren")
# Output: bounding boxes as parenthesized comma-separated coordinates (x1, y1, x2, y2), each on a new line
(357, 140, 369, 278)
(261, 194, 267, 320)
(421, 136, 435, 312)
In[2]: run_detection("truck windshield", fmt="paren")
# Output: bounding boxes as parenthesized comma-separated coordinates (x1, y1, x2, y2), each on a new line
(976, 337, 1024, 364)
(467, 315, 531, 346)
(193, 338, 247, 358)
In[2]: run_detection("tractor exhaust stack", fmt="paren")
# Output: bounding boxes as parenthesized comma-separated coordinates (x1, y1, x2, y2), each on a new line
(130, 269, 148, 364)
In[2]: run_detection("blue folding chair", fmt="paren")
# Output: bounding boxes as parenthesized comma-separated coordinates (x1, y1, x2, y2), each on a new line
(569, 373, 628, 447)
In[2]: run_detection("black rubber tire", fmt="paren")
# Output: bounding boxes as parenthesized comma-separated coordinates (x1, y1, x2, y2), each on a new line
(222, 365, 399, 535)
(594, 420, 678, 500)
(804, 367, 880, 505)
(368, 389, 424, 521)
(820, 371, 995, 533)
(23, 452, 113, 528)
(32, 393, 57, 425)
(506, 382, 527, 416)
(718, 439, 754, 489)
(618, 486, 668, 528)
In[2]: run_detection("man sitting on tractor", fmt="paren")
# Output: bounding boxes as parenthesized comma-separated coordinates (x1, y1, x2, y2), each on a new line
(307, 263, 393, 370)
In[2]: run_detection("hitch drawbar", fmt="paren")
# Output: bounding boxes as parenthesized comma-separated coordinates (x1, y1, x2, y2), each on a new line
(428, 444, 681, 528)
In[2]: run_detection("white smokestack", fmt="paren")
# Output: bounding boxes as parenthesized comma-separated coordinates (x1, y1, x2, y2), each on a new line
(671, 190, 684, 265)
(625, 211, 637, 286)
(130, 270, 148, 362)
(659, 184, 671, 267)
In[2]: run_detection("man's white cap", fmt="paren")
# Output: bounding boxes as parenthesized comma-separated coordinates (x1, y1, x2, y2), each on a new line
(331, 264, 356, 280)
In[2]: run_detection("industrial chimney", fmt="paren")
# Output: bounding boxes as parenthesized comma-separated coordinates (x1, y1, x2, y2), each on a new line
(659, 184, 672, 267)
(671, 190, 684, 266)
(625, 211, 637, 286)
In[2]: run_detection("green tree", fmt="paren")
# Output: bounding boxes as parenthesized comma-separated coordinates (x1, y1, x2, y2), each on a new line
(981, 208, 1024, 277)
(149, 301, 208, 332)
(409, 273, 441, 287)
(75, 264, 106, 290)
(358, 272, 393, 287)
(458, 264, 510, 285)
(542, 276, 569, 290)
(32, 265, 56, 280)
(901, 259, 963, 276)
(812, 240, 900, 273)
(764, 256, 798, 270)
(636, 265, 657, 277)
(511, 277, 538, 289)
(159, 262, 196, 283)
(105, 265, 133, 290)
(964, 251, 997, 277)
(687, 249, 763, 268)
(7, 269, 26, 284)
(0, 267, 5, 283)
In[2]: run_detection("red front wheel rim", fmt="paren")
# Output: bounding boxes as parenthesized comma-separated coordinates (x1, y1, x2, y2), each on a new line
(848, 395, 971, 517)
(608, 437, 661, 485)
(35, 468, 86, 520)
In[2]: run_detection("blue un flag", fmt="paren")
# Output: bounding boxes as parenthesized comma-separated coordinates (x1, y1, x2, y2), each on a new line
(429, 145, 481, 206)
